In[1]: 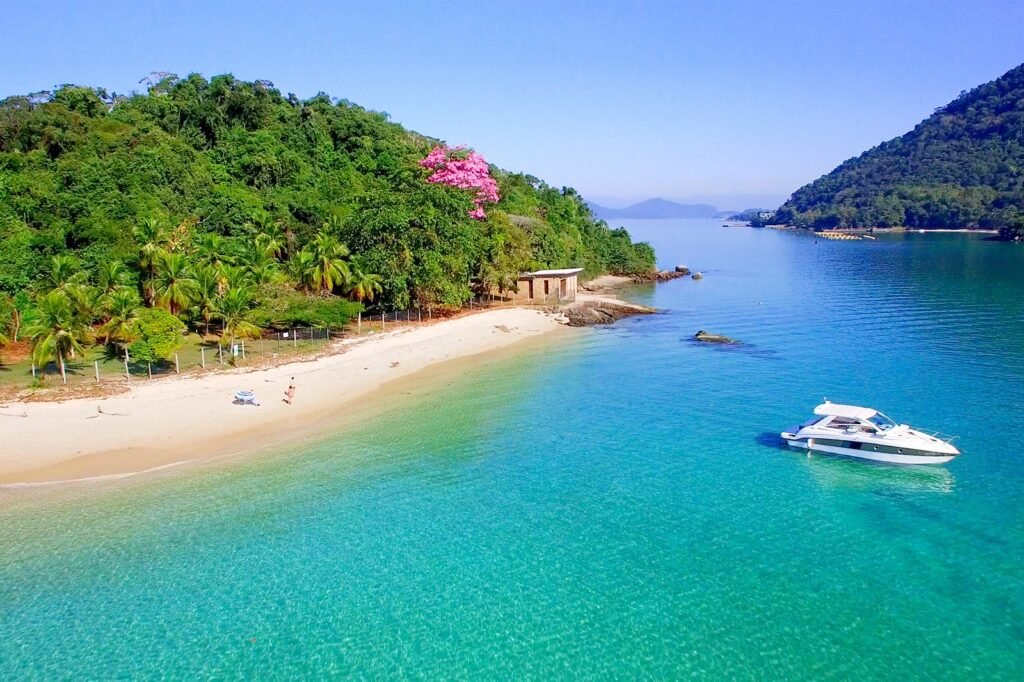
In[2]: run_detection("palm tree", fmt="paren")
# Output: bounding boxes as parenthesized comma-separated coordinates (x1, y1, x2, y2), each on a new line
(346, 263, 383, 303)
(24, 291, 87, 384)
(235, 240, 281, 286)
(238, 240, 270, 269)
(247, 211, 288, 256)
(245, 210, 275, 235)
(97, 260, 131, 296)
(290, 249, 315, 290)
(134, 217, 170, 306)
(42, 254, 88, 296)
(66, 284, 105, 330)
(323, 215, 346, 236)
(100, 288, 142, 345)
(217, 286, 261, 347)
(248, 261, 283, 286)
(302, 234, 351, 293)
(191, 265, 221, 337)
(255, 228, 287, 260)
(220, 264, 252, 292)
(195, 233, 234, 271)
(154, 252, 198, 316)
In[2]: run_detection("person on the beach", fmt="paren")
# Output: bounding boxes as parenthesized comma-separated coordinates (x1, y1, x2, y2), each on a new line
(284, 377, 296, 405)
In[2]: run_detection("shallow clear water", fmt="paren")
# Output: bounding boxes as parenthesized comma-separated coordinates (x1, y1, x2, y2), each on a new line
(2, 220, 1023, 679)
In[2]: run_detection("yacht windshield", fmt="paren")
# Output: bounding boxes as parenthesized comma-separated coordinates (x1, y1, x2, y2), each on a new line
(869, 413, 896, 430)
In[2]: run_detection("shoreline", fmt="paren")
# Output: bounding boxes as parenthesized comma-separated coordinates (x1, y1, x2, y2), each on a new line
(0, 307, 572, 486)
(767, 224, 999, 234)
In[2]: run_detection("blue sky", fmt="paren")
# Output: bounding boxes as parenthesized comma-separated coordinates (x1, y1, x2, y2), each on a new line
(3, 1, 1023, 210)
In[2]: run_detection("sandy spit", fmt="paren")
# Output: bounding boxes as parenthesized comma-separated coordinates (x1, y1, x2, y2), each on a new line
(0, 307, 569, 485)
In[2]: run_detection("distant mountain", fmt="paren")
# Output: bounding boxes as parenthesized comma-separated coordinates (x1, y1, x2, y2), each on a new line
(588, 198, 719, 220)
(775, 62, 1024, 238)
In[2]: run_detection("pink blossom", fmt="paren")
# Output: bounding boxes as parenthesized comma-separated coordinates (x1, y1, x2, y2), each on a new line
(420, 145, 500, 219)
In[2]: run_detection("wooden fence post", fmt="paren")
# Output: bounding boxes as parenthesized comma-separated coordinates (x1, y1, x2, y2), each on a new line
(201, 347, 206, 369)
(95, 360, 100, 382)
(175, 353, 180, 374)
(147, 362, 152, 379)
(358, 311, 362, 333)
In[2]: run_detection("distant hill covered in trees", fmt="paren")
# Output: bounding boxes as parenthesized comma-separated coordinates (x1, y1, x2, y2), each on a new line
(774, 63, 1024, 240)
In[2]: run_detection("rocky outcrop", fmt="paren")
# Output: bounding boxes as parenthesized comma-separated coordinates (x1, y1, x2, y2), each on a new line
(694, 330, 735, 344)
(691, 271, 704, 280)
(563, 300, 656, 327)
(630, 269, 689, 283)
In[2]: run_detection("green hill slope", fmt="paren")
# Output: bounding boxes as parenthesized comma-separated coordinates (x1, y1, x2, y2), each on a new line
(774, 63, 1024, 238)
(0, 74, 654, 309)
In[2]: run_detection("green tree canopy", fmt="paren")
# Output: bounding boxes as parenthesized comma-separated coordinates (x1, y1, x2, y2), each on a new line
(127, 308, 185, 362)
(0, 74, 655, 315)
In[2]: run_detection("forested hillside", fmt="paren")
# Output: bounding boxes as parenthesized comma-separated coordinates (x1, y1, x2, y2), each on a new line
(0, 74, 655, 374)
(774, 63, 1024, 239)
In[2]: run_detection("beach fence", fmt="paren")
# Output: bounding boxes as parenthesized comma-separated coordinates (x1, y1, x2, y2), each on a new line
(3, 293, 541, 390)
(352, 294, 527, 335)
(6, 326, 340, 389)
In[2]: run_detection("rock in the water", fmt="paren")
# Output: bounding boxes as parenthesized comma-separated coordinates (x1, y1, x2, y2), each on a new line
(691, 271, 704, 280)
(674, 264, 690, 274)
(631, 269, 688, 283)
(563, 300, 655, 327)
(694, 330, 735, 344)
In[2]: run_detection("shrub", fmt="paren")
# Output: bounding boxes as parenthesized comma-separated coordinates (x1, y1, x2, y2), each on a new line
(250, 284, 362, 329)
(127, 308, 185, 362)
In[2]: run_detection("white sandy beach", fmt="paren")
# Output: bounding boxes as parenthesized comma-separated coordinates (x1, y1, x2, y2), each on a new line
(0, 307, 569, 485)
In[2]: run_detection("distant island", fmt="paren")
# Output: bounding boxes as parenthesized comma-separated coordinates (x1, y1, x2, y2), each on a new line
(588, 198, 721, 220)
(771, 62, 1024, 241)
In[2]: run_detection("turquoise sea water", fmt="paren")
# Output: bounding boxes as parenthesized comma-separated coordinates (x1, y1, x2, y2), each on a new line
(2, 220, 1024, 679)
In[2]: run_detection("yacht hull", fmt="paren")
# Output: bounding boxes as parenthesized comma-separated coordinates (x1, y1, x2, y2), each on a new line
(782, 436, 956, 465)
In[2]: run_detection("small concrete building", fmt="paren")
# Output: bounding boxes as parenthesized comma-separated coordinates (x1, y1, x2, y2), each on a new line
(515, 268, 582, 303)
(473, 267, 583, 304)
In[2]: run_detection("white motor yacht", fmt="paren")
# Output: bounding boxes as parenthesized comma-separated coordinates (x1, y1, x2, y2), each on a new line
(781, 402, 960, 465)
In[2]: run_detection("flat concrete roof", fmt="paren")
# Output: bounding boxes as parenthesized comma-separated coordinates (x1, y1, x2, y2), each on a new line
(520, 268, 583, 278)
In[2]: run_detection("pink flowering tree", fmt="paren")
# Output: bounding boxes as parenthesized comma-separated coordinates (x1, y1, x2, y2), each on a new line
(419, 145, 500, 219)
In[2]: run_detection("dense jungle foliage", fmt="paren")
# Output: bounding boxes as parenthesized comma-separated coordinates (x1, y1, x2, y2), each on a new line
(0, 74, 655, 373)
(773, 63, 1024, 238)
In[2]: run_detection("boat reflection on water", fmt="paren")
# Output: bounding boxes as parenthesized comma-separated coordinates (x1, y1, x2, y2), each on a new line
(799, 450, 955, 495)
